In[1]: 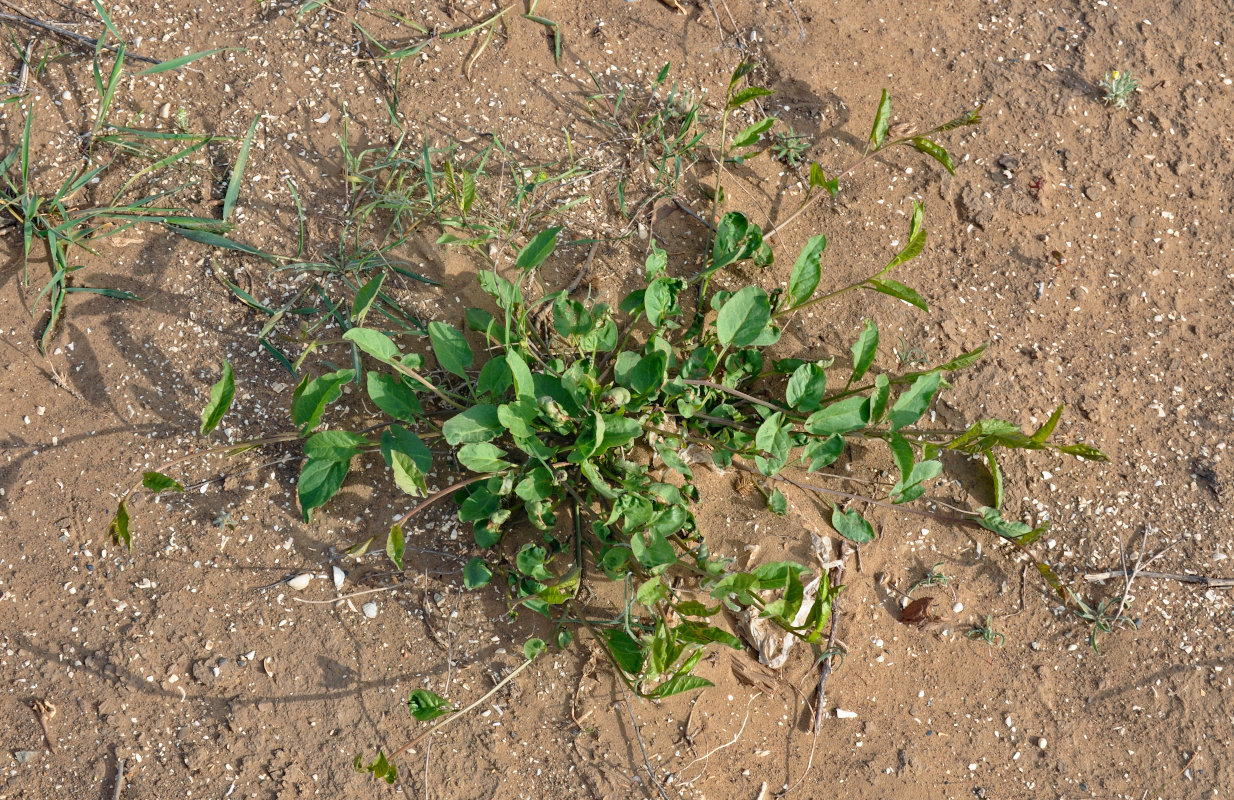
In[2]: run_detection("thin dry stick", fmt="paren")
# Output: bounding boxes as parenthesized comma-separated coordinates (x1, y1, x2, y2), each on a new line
(389, 655, 538, 761)
(615, 681, 671, 800)
(292, 581, 413, 604)
(1085, 570, 1234, 589)
(111, 757, 125, 800)
(778, 560, 845, 798)
(0, 4, 160, 66)
(677, 692, 760, 784)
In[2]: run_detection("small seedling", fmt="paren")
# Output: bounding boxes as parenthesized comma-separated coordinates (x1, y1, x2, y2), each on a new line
(1069, 592, 1138, 653)
(1098, 70, 1138, 109)
(908, 561, 950, 595)
(769, 127, 811, 166)
(966, 614, 1005, 647)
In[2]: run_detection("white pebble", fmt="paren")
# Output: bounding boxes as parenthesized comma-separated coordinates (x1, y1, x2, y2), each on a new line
(952, 602, 964, 613)
(362, 601, 378, 619)
(285, 573, 313, 591)
(834, 709, 858, 719)
(1037, 737, 1048, 750)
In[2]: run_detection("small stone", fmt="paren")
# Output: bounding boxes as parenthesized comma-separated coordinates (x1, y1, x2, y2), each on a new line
(1129, 215, 1147, 229)
(14, 750, 38, 764)
(1037, 737, 1048, 750)
(159, 102, 172, 120)
(1030, 641, 1042, 651)
(995, 154, 1020, 171)
(286, 573, 313, 591)
(952, 602, 964, 613)
(1083, 185, 1100, 201)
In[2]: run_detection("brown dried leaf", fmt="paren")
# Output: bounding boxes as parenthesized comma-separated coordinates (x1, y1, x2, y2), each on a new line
(899, 597, 938, 627)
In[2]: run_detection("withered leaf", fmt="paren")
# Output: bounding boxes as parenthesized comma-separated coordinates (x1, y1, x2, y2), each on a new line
(899, 597, 938, 627)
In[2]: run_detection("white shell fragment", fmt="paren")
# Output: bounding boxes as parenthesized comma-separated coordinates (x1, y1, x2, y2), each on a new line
(262, 656, 275, 678)
(286, 573, 313, 591)
(953, 602, 965, 613)
(736, 546, 823, 669)
(313, 112, 331, 124)
(835, 709, 858, 719)
(362, 601, 378, 619)
(333, 566, 346, 591)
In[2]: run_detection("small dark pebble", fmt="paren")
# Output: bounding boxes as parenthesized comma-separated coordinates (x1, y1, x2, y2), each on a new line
(996, 154, 1019, 171)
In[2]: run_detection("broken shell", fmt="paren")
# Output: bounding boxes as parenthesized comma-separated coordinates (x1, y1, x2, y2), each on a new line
(159, 102, 171, 120)
(286, 573, 313, 591)
(262, 656, 275, 678)
(242, 650, 256, 662)
(835, 708, 858, 719)
(333, 566, 345, 591)
(313, 112, 331, 124)
(362, 601, 378, 619)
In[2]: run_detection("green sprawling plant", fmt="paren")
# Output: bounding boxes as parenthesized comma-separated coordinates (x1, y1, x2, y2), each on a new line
(109, 62, 1106, 784)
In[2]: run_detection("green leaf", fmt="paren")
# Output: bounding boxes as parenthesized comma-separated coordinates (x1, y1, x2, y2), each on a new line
(377, 525, 406, 573)
(831, 506, 875, 544)
(768, 487, 787, 515)
(869, 89, 891, 148)
(883, 202, 926, 273)
(870, 374, 891, 422)
(808, 162, 839, 197)
(604, 629, 644, 674)
(367, 371, 422, 422)
(727, 86, 774, 110)
(298, 457, 351, 522)
(351, 273, 385, 324)
(389, 450, 428, 497)
(975, 506, 1047, 547)
(865, 278, 928, 311)
(787, 234, 826, 307)
(890, 459, 942, 504)
(380, 426, 433, 473)
(888, 371, 942, 431)
(506, 350, 536, 402)
(911, 137, 956, 175)
(516, 227, 562, 269)
(803, 433, 845, 471)
(428, 321, 474, 378)
(804, 396, 870, 436)
(456, 443, 513, 473)
(648, 675, 713, 698)
(1031, 404, 1065, 444)
(200, 359, 234, 435)
(476, 358, 513, 398)
(849, 320, 878, 383)
(625, 350, 668, 396)
(715, 286, 771, 347)
(343, 328, 401, 363)
(354, 750, 397, 784)
(524, 638, 547, 660)
(631, 529, 677, 572)
(108, 502, 131, 548)
(136, 47, 241, 75)
(463, 557, 492, 589)
(222, 115, 258, 223)
(291, 369, 354, 434)
(729, 117, 775, 150)
(442, 405, 502, 445)
(552, 296, 593, 337)
(142, 471, 184, 493)
(304, 430, 367, 461)
(986, 449, 1004, 509)
(407, 689, 454, 722)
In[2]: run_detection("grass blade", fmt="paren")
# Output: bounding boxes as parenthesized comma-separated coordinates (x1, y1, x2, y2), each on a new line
(224, 116, 259, 222)
(136, 48, 241, 75)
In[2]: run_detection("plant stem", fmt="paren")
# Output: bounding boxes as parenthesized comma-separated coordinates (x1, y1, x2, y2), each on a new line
(394, 473, 496, 529)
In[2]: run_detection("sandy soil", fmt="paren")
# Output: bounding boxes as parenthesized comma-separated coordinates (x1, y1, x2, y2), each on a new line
(2, 0, 1232, 798)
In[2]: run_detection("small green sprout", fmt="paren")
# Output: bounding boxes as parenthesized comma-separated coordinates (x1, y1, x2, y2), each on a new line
(908, 561, 951, 596)
(1098, 70, 1138, 109)
(770, 127, 811, 166)
(966, 614, 1005, 647)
